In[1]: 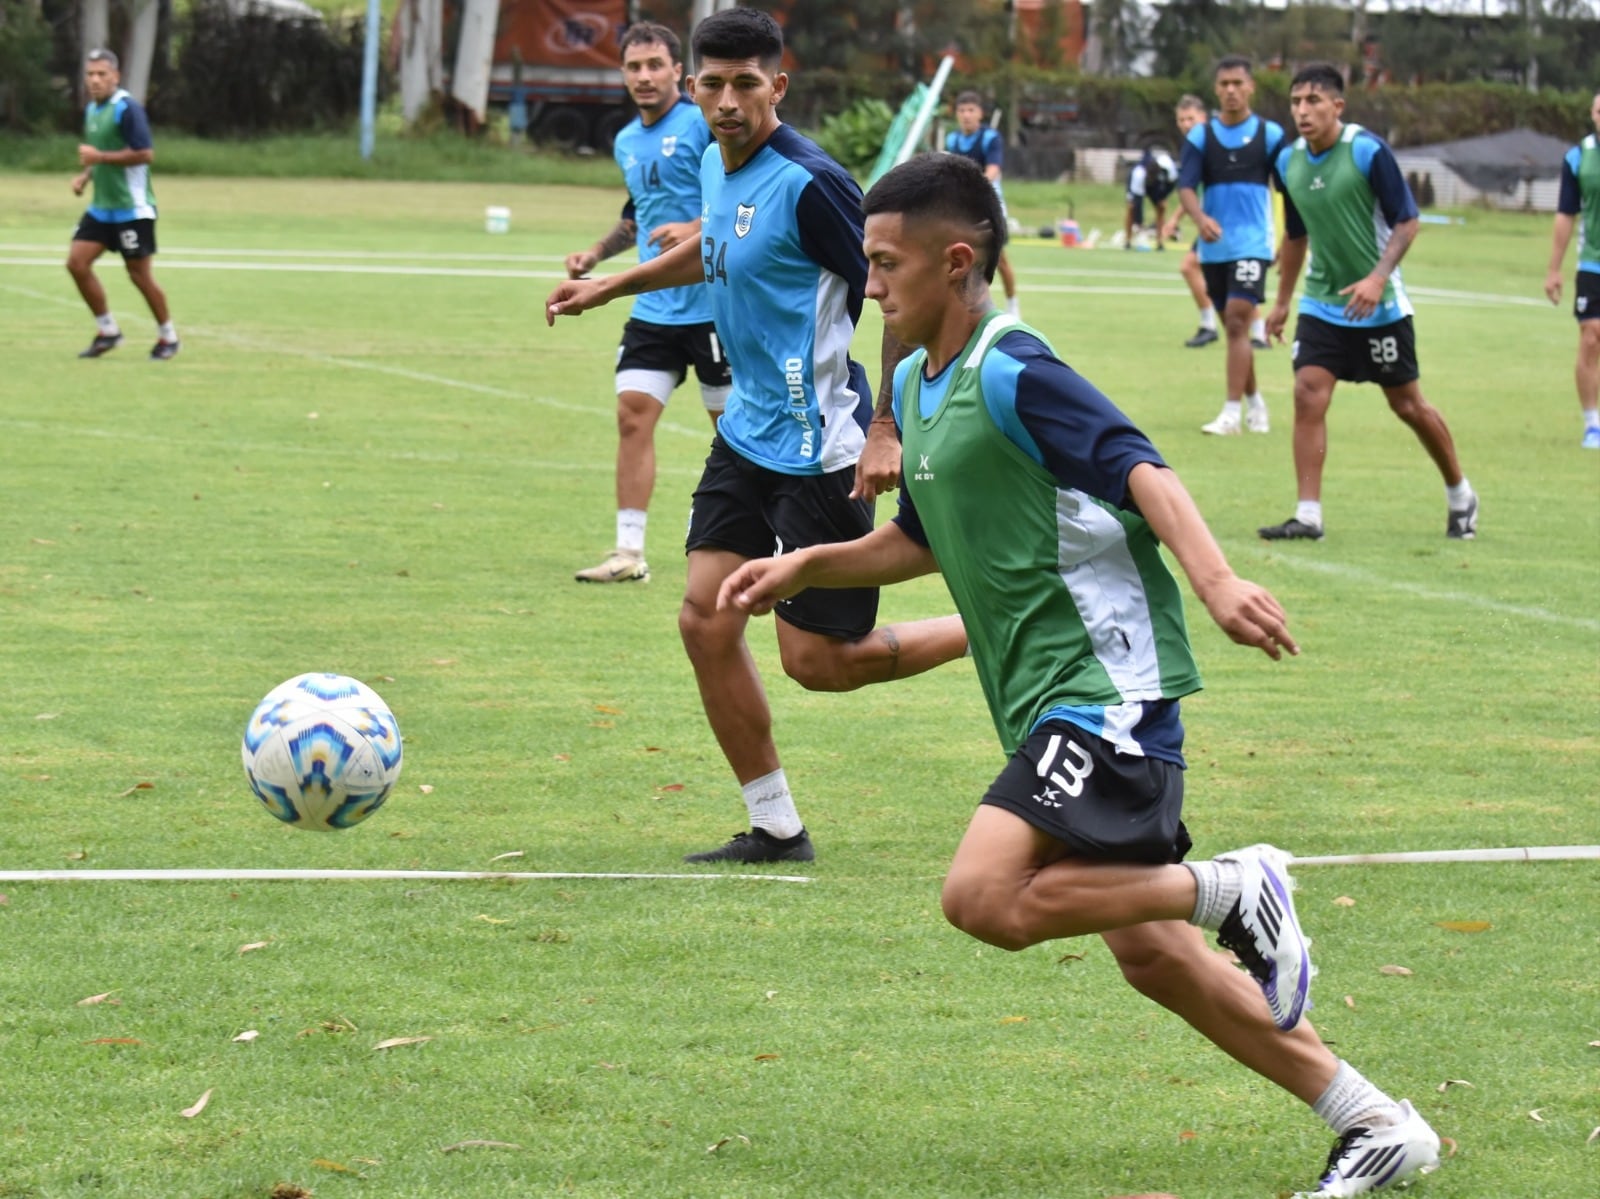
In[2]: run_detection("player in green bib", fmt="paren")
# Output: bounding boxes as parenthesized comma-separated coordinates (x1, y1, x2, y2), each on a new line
(1261, 63, 1475, 541)
(717, 151, 1439, 1198)
(1544, 90, 1600, 449)
(67, 49, 179, 360)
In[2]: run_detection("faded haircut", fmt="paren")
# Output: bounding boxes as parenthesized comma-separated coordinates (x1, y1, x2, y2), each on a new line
(692, 7, 782, 72)
(863, 153, 1006, 284)
(85, 48, 120, 70)
(1290, 62, 1345, 96)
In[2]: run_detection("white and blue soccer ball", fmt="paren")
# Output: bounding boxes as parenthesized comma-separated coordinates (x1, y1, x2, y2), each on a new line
(241, 673, 403, 831)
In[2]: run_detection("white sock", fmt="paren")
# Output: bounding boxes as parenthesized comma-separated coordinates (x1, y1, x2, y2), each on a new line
(1183, 857, 1244, 931)
(1199, 306, 1218, 332)
(95, 313, 119, 336)
(741, 768, 803, 840)
(1313, 1061, 1404, 1133)
(616, 509, 647, 556)
(1222, 399, 1243, 420)
(1585, 409, 1600, 430)
(1247, 391, 1267, 411)
(1296, 500, 1324, 528)
(1446, 478, 1473, 507)
(1250, 316, 1267, 341)
(1006, 295, 1020, 317)
(158, 322, 177, 342)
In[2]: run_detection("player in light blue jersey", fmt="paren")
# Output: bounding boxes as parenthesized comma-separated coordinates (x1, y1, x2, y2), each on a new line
(67, 49, 179, 360)
(1261, 64, 1476, 543)
(1178, 56, 1285, 435)
(564, 23, 727, 584)
(1544, 90, 1600, 448)
(716, 152, 1440, 1198)
(945, 91, 1019, 315)
(546, 7, 966, 864)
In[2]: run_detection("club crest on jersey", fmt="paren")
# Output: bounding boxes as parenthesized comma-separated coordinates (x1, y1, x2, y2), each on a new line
(661, 135, 677, 157)
(735, 203, 757, 238)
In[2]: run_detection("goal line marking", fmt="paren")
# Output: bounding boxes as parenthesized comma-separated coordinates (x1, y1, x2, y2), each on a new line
(0, 868, 815, 884)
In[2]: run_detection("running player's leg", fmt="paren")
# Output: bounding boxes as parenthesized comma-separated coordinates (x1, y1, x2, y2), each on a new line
(1180, 246, 1217, 347)
(1373, 317, 1476, 536)
(1575, 281, 1600, 445)
(124, 253, 170, 326)
(66, 238, 109, 314)
(1259, 328, 1336, 539)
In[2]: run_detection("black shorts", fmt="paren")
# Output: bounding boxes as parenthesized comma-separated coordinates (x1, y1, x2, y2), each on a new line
(686, 435, 878, 640)
(73, 214, 156, 259)
(981, 720, 1191, 864)
(1201, 258, 1269, 311)
(1574, 272, 1600, 322)
(616, 318, 731, 389)
(1292, 313, 1420, 387)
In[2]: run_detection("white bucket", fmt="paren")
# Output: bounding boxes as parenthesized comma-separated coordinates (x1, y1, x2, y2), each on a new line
(485, 205, 511, 234)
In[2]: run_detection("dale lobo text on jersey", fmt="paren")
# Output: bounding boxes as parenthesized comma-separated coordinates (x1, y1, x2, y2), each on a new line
(782, 355, 817, 460)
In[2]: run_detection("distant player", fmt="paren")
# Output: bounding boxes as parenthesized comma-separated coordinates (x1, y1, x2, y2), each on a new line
(1123, 143, 1176, 250)
(1260, 63, 1477, 542)
(67, 49, 178, 360)
(564, 23, 728, 584)
(945, 91, 1020, 316)
(1177, 56, 1282, 434)
(1543, 89, 1600, 449)
(546, 8, 966, 864)
(719, 150, 1442, 1199)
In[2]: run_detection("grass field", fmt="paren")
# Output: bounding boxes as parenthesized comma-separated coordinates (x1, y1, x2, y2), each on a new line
(0, 168, 1596, 1199)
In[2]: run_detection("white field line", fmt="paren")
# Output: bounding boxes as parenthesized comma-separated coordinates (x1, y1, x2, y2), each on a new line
(0, 868, 814, 883)
(1292, 846, 1600, 866)
(1259, 552, 1600, 633)
(0, 248, 1552, 307)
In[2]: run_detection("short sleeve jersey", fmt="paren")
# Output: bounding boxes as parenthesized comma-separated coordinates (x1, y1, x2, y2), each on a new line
(697, 124, 871, 475)
(945, 127, 1004, 176)
(1557, 133, 1600, 273)
(1178, 114, 1285, 263)
(612, 97, 713, 325)
(891, 312, 1201, 764)
(1275, 124, 1418, 328)
(83, 89, 156, 222)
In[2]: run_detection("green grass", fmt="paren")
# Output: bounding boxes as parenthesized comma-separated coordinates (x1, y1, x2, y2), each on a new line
(1, 170, 1597, 1198)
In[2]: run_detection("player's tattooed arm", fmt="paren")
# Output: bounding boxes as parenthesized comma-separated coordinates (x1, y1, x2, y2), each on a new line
(596, 218, 639, 260)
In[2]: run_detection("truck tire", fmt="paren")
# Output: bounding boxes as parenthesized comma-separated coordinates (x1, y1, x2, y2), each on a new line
(593, 107, 632, 155)
(534, 105, 591, 149)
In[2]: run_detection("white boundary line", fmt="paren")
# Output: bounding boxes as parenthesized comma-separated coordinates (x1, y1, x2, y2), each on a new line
(0, 868, 814, 884)
(1292, 846, 1600, 866)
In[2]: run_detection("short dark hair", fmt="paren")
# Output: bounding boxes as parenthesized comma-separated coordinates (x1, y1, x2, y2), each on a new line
(1290, 62, 1345, 96)
(863, 153, 1006, 284)
(1215, 54, 1253, 77)
(954, 91, 985, 110)
(619, 22, 682, 66)
(692, 7, 782, 71)
(85, 48, 119, 70)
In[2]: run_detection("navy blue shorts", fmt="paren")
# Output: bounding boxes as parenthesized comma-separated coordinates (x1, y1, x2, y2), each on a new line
(1292, 313, 1420, 387)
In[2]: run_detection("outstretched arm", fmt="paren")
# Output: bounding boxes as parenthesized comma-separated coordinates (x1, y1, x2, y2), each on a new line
(546, 235, 704, 323)
(718, 519, 937, 616)
(1126, 463, 1298, 661)
(565, 217, 638, 279)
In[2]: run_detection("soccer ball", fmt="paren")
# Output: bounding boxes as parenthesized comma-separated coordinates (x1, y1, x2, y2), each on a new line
(241, 673, 403, 831)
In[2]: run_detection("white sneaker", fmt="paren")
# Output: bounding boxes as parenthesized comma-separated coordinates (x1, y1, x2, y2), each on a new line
(574, 549, 650, 583)
(1296, 1100, 1441, 1196)
(1201, 409, 1242, 436)
(1246, 404, 1270, 433)
(1214, 843, 1312, 1030)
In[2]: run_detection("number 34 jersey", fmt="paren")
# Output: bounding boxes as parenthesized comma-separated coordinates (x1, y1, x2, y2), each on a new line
(697, 124, 872, 475)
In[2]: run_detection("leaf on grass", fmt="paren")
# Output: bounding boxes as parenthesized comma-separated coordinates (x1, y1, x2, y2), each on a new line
(430, 658, 457, 667)
(706, 1134, 751, 1154)
(441, 1140, 523, 1153)
(1343, 995, 1357, 1009)
(1378, 965, 1414, 976)
(1437, 1079, 1474, 1092)
(1435, 920, 1492, 933)
(238, 941, 271, 954)
(657, 783, 685, 792)
(77, 991, 120, 1006)
(999, 1015, 1029, 1025)
(115, 782, 155, 798)
(594, 704, 624, 715)
(180, 1088, 213, 1118)
(268, 1185, 311, 1199)
(1587, 1127, 1600, 1146)
(488, 851, 524, 863)
(1440, 1136, 1459, 1158)
(1177, 1129, 1197, 1142)
(1333, 895, 1357, 907)
(35, 712, 59, 721)
(0, 894, 8, 906)
(753, 1053, 780, 1061)
(232, 1030, 260, 1043)
(1590, 1040, 1600, 1049)
(644, 746, 662, 752)
(1057, 952, 1086, 964)
(312, 1158, 364, 1177)
(553, 753, 571, 762)
(474, 914, 507, 925)
(66, 850, 88, 861)
(418, 784, 435, 794)
(31, 538, 56, 545)
(373, 1036, 432, 1051)
(1528, 1108, 1545, 1122)
(84, 1037, 141, 1045)
(591, 720, 614, 729)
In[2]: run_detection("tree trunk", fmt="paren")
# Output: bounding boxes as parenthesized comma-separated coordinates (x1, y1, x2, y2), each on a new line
(398, 0, 444, 124)
(122, 0, 159, 102)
